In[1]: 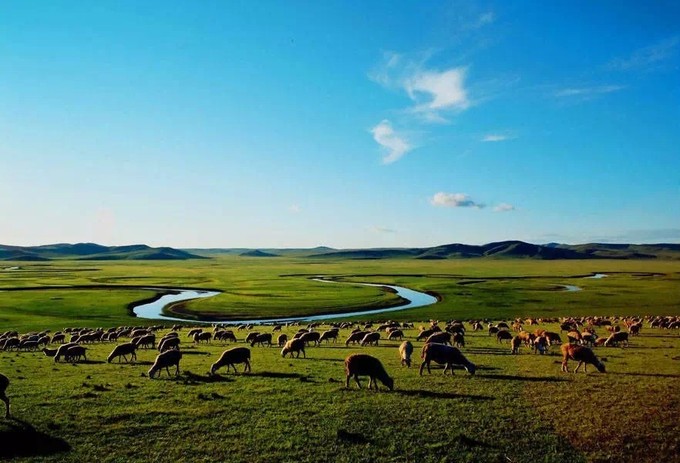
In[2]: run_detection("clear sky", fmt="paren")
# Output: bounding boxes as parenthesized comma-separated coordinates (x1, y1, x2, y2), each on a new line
(2, 1, 679, 248)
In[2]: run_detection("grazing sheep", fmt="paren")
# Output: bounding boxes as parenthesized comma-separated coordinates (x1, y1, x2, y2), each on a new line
(567, 331, 583, 344)
(496, 330, 513, 343)
(497, 322, 510, 329)
(544, 332, 562, 346)
(388, 329, 404, 341)
(452, 332, 465, 348)
(51, 333, 66, 344)
(344, 354, 393, 391)
(107, 343, 137, 363)
(210, 347, 251, 374)
(594, 337, 608, 346)
(250, 333, 272, 347)
(42, 348, 58, 357)
(300, 331, 321, 347)
(488, 326, 500, 336)
(510, 336, 522, 354)
(319, 330, 339, 344)
(425, 332, 451, 345)
(65, 345, 87, 363)
(134, 334, 156, 349)
(277, 334, 288, 347)
(214, 330, 237, 343)
(416, 329, 436, 341)
(281, 339, 306, 358)
(0, 373, 9, 418)
(187, 328, 202, 338)
(533, 336, 548, 355)
(158, 336, 181, 352)
(629, 323, 642, 336)
(561, 344, 605, 373)
(244, 332, 261, 344)
(604, 332, 629, 347)
(344, 331, 367, 346)
(419, 343, 476, 376)
(54, 342, 79, 362)
(360, 332, 381, 347)
(148, 349, 182, 378)
(399, 341, 413, 367)
(193, 332, 212, 344)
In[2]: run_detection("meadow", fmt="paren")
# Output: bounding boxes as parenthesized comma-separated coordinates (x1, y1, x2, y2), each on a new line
(0, 256, 679, 462)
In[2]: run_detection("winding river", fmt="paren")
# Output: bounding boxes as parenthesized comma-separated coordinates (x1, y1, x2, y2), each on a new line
(132, 279, 439, 325)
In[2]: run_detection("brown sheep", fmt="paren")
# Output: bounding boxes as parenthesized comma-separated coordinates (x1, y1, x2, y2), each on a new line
(107, 343, 137, 363)
(388, 330, 404, 341)
(360, 332, 381, 347)
(211, 347, 251, 374)
(65, 345, 87, 363)
(0, 373, 9, 418)
(134, 334, 156, 349)
(533, 336, 548, 355)
(193, 332, 212, 344)
(544, 332, 562, 346)
(281, 339, 306, 358)
(510, 336, 522, 354)
(42, 348, 58, 357)
(245, 332, 261, 344)
(277, 334, 288, 347)
(399, 341, 413, 367)
(250, 333, 272, 347)
(54, 342, 79, 362)
(561, 344, 605, 373)
(416, 329, 436, 341)
(300, 331, 321, 346)
(344, 354, 394, 391)
(419, 343, 476, 376)
(158, 336, 181, 352)
(148, 349, 182, 378)
(452, 333, 465, 348)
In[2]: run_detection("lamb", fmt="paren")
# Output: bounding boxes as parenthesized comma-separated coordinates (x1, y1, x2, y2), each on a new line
(399, 341, 413, 367)
(277, 334, 288, 347)
(604, 332, 629, 347)
(210, 347, 251, 375)
(318, 330, 339, 344)
(148, 349, 182, 378)
(425, 332, 451, 345)
(281, 339, 306, 358)
(561, 344, 605, 373)
(360, 332, 381, 347)
(0, 373, 9, 418)
(419, 343, 476, 376)
(107, 343, 137, 363)
(344, 354, 394, 391)
(250, 333, 272, 347)
(344, 331, 367, 346)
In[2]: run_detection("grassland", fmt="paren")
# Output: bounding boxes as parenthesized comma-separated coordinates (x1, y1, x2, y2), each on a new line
(0, 257, 679, 462)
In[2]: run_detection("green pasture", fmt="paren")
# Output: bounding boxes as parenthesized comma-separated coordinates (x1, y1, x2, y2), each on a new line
(0, 323, 678, 463)
(1, 257, 679, 331)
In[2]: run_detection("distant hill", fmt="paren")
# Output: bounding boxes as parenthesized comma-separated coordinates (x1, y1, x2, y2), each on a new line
(239, 250, 279, 257)
(0, 243, 206, 261)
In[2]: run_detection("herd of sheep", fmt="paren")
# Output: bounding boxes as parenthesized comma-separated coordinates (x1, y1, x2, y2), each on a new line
(0, 314, 677, 417)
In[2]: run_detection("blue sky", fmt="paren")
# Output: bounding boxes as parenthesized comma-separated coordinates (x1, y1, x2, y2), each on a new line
(1, 1, 679, 248)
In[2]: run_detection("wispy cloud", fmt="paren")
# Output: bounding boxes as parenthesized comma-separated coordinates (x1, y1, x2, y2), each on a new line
(482, 132, 515, 142)
(554, 85, 626, 98)
(370, 53, 471, 122)
(289, 204, 301, 214)
(430, 192, 485, 209)
(493, 203, 515, 212)
(371, 120, 412, 164)
(607, 36, 680, 71)
(370, 226, 397, 234)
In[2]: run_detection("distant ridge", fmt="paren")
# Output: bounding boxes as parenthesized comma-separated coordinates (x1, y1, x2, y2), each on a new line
(0, 243, 206, 261)
(239, 250, 279, 257)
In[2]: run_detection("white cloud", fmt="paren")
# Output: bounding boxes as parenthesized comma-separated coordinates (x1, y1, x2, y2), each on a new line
(493, 203, 515, 212)
(474, 12, 495, 28)
(482, 133, 515, 142)
(554, 85, 625, 98)
(405, 67, 470, 119)
(371, 120, 412, 164)
(430, 192, 485, 209)
(607, 36, 679, 71)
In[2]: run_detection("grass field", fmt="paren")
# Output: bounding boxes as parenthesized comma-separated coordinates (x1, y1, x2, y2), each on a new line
(0, 257, 679, 462)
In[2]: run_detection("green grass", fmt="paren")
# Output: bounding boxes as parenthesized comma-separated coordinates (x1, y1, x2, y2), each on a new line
(0, 257, 679, 462)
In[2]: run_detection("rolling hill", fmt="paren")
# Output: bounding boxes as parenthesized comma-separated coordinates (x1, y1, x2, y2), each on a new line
(0, 243, 205, 261)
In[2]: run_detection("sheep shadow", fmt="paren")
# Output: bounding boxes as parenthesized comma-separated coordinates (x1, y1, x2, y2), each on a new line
(304, 357, 345, 363)
(178, 350, 211, 356)
(395, 389, 494, 401)
(0, 418, 70, 458)
(477, 374, 567, 383)
(183, 371, 234, 383)
(70, 360, 106, 365)
(248, 371, 312, 381)
(612, 372, 680, 379)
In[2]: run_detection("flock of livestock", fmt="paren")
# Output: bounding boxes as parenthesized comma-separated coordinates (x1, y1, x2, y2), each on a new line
(0, 314, 677, 418)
